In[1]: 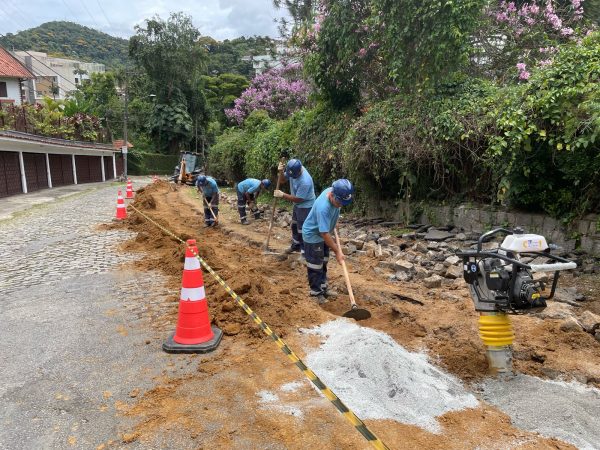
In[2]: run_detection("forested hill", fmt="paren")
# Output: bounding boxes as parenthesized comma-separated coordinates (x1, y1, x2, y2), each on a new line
(0, 22, 129, 68)
(0, 21, 276, 74)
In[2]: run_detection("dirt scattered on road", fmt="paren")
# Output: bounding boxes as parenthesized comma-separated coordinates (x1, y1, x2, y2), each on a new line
(106, 181, 598, 448)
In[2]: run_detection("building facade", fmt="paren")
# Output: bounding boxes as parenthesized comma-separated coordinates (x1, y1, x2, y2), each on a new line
(0, 131, 122, 198)
(0, 46, 34, 106)
(12, 51, 105, 103)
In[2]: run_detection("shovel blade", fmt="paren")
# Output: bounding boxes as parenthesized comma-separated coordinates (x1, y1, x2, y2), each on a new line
(342, 308, 371, 321)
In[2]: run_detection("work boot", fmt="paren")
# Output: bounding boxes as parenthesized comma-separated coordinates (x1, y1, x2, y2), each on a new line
(324, 289, 338, 299)
(241, 218, 249, 225)
(284, 246, 300, 255)
(312, 295, 328, 305)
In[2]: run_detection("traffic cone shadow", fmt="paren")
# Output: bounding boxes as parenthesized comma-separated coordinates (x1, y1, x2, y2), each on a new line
(163, 239, 223, 354)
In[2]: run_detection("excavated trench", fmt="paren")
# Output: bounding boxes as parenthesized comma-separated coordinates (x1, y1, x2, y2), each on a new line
(108, 181, 599, 449)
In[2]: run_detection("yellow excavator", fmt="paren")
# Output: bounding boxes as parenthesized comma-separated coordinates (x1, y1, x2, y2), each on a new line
(170, 151, 203, 186)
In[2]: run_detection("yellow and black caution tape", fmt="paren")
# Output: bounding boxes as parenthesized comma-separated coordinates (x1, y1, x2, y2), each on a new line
(128, 205, 391, 450)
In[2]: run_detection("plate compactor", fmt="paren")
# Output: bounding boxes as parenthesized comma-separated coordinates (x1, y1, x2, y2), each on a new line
(457, 228, 577, 376)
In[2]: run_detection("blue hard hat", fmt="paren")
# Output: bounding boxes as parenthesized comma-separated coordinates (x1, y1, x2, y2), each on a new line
(285, 159, 303, 179)
(196, 175, 207, 186)
(332, 179, 354, 206)
(262, 179, 272, 189)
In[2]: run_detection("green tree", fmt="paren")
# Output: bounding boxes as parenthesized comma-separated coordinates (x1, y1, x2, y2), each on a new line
(201, 73, 249, 122)
(129, 12, 211, 153)
(372, 0, 486, 91)
(68, 72, 121, 139)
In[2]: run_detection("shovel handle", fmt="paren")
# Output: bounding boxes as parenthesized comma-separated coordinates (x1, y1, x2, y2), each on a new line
(199, 189, 218, 222)
(334, 228, 356, 307)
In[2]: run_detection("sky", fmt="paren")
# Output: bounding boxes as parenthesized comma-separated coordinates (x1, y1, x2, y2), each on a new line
(0, 0, 288, 40)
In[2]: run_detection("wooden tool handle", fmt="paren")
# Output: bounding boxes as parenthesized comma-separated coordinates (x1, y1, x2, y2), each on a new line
(198, 187, 218, 222)
(265, 157, 286, 250)
(334, 228, 356, 308)
(203, 195, 218, 221)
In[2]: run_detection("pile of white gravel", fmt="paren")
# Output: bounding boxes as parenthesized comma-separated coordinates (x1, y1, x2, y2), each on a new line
(302, 319, 479, 432)
(480, 374, 600, 450)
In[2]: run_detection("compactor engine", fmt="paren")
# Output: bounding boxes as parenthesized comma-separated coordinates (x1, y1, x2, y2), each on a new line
(457, 228, 576, 375)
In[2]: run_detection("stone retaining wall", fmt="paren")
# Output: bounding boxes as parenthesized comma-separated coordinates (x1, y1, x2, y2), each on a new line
(416, 204, 600, 255)
(366, 199, 599, 255)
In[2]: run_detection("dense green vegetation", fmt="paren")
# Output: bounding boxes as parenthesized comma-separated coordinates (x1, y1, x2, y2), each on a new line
(200, 36, 276, 78)
(0, 22, 129, 68)
(209, 1, 600, 221)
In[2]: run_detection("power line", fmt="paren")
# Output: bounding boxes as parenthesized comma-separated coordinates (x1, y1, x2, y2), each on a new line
(60, 0, 80, 20)
(0, 3, 29, 30)
(77, 0, 104, 31)
(20, 50, 81, 92)
(4, 0, 31, 28)
(95, 0, 113, 29)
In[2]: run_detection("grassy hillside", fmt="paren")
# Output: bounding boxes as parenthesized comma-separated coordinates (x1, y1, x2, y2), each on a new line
(0, 21, 129, 68)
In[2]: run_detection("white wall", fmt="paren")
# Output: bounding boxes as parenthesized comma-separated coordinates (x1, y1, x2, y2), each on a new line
(0, 77, 23, 105)
(13, 51, 105, 100)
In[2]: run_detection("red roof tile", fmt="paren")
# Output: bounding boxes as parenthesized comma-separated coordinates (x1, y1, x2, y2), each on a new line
(0, 46, 34, 78)
(112, 139, 134, 149)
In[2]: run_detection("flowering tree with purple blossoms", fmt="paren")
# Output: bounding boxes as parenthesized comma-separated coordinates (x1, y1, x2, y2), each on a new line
(473, 0, 596, 80)
(224, 64, 310, 125)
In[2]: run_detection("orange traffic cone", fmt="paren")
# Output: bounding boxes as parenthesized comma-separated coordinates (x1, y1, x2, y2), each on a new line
(125, 178, 134, 199)
(115, 190, 127, 221)
(163, 239, 223, 353)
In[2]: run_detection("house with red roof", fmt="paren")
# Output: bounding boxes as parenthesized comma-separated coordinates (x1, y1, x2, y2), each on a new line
(0, 45, 34, 105)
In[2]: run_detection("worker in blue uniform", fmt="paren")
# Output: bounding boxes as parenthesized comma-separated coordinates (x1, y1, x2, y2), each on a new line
(302, 179, 354, 304)
(196, 175, 219, 227)
(273, 159, 316, 255)
(236, 178, 272, 225)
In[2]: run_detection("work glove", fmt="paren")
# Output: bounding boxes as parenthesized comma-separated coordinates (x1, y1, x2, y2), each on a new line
(248, 201, 257, 210)
(273, 189, 284, 198)
(278, 161, 285, 172)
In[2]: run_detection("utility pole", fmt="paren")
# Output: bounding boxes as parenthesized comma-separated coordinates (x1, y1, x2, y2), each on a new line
(122, 79, 129, 178)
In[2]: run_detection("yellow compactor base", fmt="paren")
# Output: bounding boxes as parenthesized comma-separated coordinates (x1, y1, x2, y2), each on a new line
(479, 312, 515, 375)
(478, 313, 515, 347)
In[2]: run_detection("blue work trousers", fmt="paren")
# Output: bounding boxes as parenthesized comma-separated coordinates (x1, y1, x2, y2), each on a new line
(204, 194, 219, 225)
(237, 190, 257, 220)
(291, 206, 310, 254)
(304, 241, 330, 296)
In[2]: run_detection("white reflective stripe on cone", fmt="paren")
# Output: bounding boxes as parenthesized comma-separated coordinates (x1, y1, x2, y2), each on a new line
(117, 205, 126, 208)
(180, 286, 206, 301)
(184, 257, 201, 270)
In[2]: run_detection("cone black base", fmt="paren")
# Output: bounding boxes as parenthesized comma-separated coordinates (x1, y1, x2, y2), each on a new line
(162, 326, 223, 354)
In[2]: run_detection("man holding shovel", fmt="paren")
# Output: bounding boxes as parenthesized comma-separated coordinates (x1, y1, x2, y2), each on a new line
(302, 179, 354, 305)
(273, 159, 316, 256)
(236, 178, 272, 225)
(196, 175, 219, 227)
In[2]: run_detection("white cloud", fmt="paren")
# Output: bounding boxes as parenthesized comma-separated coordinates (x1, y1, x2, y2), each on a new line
(0, 0, 287, 40)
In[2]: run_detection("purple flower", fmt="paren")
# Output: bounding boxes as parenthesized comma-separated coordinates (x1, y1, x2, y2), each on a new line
(519, 70, 530, 80)
(560, 27, 574, 36)
(225, 64, 309, 124)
